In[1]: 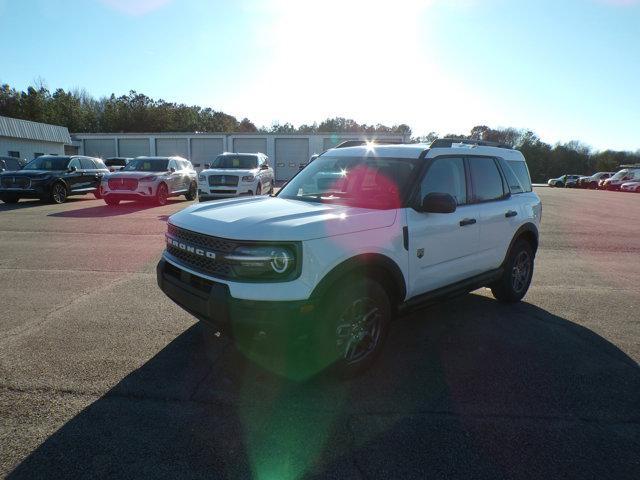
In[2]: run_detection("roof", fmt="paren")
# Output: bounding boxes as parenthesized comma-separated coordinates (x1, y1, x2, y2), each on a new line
(0, 116, 71, 144)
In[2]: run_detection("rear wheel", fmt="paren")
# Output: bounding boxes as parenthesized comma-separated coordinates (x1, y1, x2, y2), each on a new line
(185, 181, 197, 201)
(104, 197, 120, 206)
(256, 182, 262, 196)
(319, 276, 391, 378)
(0, 194, 19, 204)
(50, 182, 68, 204)
(155, 183, 168, 205)
(491, 239, 534, 303)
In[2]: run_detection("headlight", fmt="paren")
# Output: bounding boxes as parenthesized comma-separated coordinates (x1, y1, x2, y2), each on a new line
(226, 244, 299, 280)
(241, 175, 255, 182)
(139, 176, 157, 182)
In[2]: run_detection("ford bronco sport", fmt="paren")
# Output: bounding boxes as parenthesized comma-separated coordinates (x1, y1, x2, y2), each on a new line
(157, 139, 541, 377)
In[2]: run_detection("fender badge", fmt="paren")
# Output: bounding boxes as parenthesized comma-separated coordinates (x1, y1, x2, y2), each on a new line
(417, 248, 424, 259)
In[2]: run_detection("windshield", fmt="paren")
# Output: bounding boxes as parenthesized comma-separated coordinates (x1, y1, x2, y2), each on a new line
(279, 155, 417, 209)
(105, 158, 128, 167)
(122, 159, 168, 172)
(22, 157, 70, 171)
(611, 169, 629, 180)
(211, 155, 258, 169)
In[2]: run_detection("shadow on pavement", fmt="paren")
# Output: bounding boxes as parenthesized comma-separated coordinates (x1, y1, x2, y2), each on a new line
(8, 294, 640, 479)
(47, 200, 186, 218)
(0, 197, 88, 211)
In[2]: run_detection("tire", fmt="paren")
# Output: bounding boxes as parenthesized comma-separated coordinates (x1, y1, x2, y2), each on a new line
(155, 183, 168, 206)
(185, 181, 197, 201)
(0, 194, 19, 204)
(255, 182, 262, 196)
(93, 187, 102, 199)
(269, 184, 274, 195)
(104, 198, 120, 206)
(319, 276, 391, 378)
(49, 182, 68, 204)
(490, 239, 534, 303)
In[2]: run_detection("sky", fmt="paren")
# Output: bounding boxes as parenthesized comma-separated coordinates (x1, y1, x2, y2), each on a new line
(1, 0, 639, 151)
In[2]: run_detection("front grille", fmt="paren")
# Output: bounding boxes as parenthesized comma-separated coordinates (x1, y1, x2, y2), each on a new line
(1, 176, 31, 189)
(208, 175, 239, 187)
(167, 224, 238, 252)
(108, 178, 138, 191)
(166, 224, 239, 278)
(167, 245, 233, 278)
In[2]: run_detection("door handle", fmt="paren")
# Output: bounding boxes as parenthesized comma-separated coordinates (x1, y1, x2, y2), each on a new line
(459, 218, 477, 227)
(505, 210, 518, 218)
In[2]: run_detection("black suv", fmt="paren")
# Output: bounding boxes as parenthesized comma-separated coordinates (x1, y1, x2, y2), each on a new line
(0, 155, 109, 204)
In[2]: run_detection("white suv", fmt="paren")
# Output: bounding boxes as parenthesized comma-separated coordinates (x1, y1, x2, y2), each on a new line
(198, 152, 274, 200)
(157, 140, 541, 377)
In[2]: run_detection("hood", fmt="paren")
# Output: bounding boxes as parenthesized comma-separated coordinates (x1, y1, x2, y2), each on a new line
(201, 168, 258, 176)
(168, 196, 398, 242)
(0, 170, 59, 178)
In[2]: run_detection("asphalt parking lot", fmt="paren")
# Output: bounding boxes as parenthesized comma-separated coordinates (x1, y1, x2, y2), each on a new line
(1, 188, 639, 479)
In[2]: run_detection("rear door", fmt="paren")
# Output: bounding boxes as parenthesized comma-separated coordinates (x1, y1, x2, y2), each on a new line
(407, 156, 482, 297)
(468, 156, 515, 271)
(167, 159, 181, 193)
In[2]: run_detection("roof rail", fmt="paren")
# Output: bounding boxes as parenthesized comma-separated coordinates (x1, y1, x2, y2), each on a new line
(430, 138, 513, 150)
(334, 139, 405, 149)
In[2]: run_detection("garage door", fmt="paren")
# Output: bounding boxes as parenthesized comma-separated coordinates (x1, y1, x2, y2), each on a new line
(191, 138, 224, 169)
(84, 139, 116, 158)
(275, 138, 309, 181)
(322, 137, 359, 151)
(232, 138, 267, 155)
(156, 138, 188, 158)
(118, 138, 150, 158)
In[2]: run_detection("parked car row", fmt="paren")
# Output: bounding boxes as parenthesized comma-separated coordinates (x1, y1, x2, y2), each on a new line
(547, 165, 640, 192)
(0, 152, 276, 205)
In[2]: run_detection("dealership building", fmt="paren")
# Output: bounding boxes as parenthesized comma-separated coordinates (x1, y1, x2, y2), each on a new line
(70, 132, 409, 181)
(0, 115, 72, 161)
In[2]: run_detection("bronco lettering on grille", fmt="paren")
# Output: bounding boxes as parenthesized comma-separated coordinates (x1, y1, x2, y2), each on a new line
(166, 235, 216, 259)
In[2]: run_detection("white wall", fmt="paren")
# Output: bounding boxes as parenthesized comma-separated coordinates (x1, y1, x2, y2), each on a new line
(0, 137, 65, 161)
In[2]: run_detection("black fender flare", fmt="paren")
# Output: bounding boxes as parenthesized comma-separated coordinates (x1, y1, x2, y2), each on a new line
(310, 253, 407, 305)
(501, 222, 539, 267)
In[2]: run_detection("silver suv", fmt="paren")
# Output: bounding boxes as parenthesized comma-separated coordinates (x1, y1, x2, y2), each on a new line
(101, 156, 197, 206)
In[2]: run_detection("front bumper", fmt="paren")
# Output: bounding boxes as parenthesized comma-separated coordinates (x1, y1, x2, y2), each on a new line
(157, 258, 318, 342)
(102, 184, 157, 200)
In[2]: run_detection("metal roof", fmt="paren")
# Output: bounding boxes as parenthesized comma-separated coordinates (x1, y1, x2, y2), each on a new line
(0, 115, 71, 144)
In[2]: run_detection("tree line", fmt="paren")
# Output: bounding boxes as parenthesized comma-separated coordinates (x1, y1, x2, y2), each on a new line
(1, 83, 638, 182)
(416, 126, 640, 182)
(0, 83, 410, 136)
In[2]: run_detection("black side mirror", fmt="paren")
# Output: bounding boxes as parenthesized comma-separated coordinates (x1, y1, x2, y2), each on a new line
(169, 167, 176, 173)
(419, 193, 457, 213)
(68, 166, 77, 173)
(260, 164, 269, 170)
(203, 163, 211, 169)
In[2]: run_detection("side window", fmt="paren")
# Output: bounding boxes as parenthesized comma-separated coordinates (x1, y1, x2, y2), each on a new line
(498, 158, 528, 194)
(68, 158, 81, 170)
(419, 157, 467, 205)
(80, 158, 95, 170)
(169, 160, 177, 171)
(469, 157, 506, 202)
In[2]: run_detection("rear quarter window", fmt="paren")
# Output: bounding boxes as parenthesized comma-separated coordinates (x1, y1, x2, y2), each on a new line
(506, 160, 532, 193)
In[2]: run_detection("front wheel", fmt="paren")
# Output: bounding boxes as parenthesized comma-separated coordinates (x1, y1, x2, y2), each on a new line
(155, 183, 168, 206)
(255, 182, 262, 196)
(185, 181, 197, 201)
(491, 239, 534, 303)
(320, 277, 391, 378)
(49, 182, 68, 204)
(104, 198, 120, 206)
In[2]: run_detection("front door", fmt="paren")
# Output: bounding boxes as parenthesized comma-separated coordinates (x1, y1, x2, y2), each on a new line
(65, 158, 84, 191)
(407, 156, 481, 298)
